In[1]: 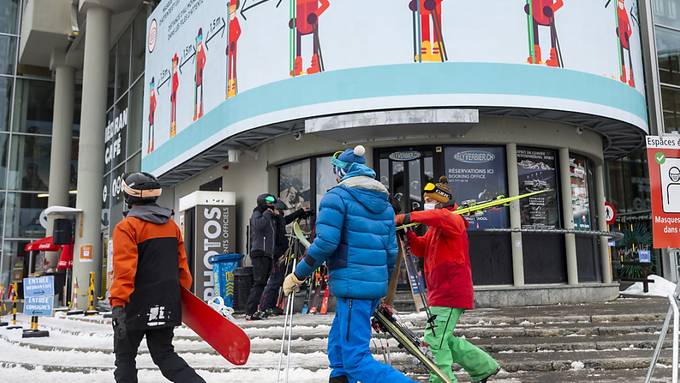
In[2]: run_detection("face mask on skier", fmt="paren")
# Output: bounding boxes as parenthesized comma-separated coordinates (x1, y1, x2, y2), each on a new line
(424, 202, 437, 211)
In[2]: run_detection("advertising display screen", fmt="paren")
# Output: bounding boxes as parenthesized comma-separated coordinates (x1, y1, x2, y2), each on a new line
(444, 146, 508, 230)
(517, 147, 560, 229)
(570, 155, 592, 231)
(143, 0, 648, 176)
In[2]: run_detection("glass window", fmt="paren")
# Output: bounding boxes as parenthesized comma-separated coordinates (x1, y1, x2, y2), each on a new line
(653, 0, 680, 30)
(5, 192, 48, 238)
(0, 35, 16, 74)
(131, 9, 148, 81)
(517, 147, 561, 229)
(126, 152, 140, 173)
(104, 96, 128, 174)
(662, 86, 680, 132)
(70, 138, 78, 190)
(12, 79, 54, 134)
(116, 28, 132, 98)
(278, 159, 311, 214)
(107, 50, 115, 108)
(570, 155, 593, 231)
(7, 134, 50, 192)
(315, 156, 335, 213)
(0, 132, 8, 189)
(656, 27, 680, 87)
(0, 0, 20, 34)
(127, 78, 143, 154)
(0, 77, 11, 131)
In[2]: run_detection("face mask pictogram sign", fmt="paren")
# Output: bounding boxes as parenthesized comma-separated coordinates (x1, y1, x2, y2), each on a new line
(646, 135, 680, 248)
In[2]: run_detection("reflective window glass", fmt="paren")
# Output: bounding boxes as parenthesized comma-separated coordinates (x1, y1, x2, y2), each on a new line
(12, 79, 54, 134)
(278, 159, 311, 214)
(0, 35, 16, 74)
(116, 28, 132, 97)
(0, 0, 19, 34)
(7, 134, 51, 192)
(127, 78, 143, 154)
(131, 9, 148, 81)
(662, 86, 680, 132)
(653, 0, 680, 30)
(656, 27, 680, 86)
(0, 77, 11, 131)
(0, 132, 8, 189)
(5, 192, 48, 238)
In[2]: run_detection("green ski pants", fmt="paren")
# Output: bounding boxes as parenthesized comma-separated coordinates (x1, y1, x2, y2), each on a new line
(423, 306, 499, 383)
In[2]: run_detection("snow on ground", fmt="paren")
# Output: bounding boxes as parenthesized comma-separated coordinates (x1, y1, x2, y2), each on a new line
(622, 275, 677, 297)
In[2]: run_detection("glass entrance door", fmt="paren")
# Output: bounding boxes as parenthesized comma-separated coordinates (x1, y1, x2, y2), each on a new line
(377, 148, 435, 214)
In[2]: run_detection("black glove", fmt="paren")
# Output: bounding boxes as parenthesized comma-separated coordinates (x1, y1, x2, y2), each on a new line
(424, 0, 436, 11)
(303, 210, 315, 219)
(543, 6, 554, 17)
(307, 12, 318, 25)
(111, 306, 127, 340)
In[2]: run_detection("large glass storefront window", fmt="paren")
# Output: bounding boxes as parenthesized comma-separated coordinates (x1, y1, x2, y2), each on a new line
(278, 159, 311, 213)
(655, 0, 680, 133)
(11, 79, 54, 134)
(4, 192, 47, 238)
(0, 35, 16, 75)
(0, 0, 20, 34)
(516, 147, 561, 229)
(0, 77, 12, 131)
(7, 134, 51, 192)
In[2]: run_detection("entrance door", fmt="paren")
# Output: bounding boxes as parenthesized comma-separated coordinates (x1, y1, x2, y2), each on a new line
(377, 148, 436, 214)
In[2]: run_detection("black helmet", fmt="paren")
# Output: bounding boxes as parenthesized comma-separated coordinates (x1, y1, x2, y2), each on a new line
(256, 194, 277, 209)
(123, 172, 162, 207)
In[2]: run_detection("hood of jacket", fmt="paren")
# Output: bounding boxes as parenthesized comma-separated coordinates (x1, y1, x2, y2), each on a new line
(338, 175, 390, 214)
(126, 204, 172, 224)
(340, 162, 376, 181)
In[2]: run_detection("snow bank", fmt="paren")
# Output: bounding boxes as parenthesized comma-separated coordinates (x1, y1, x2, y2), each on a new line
(622, 275, 677, 298)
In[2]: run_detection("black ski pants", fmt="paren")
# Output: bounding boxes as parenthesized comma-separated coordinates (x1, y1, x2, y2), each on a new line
(260, 256, 285, 311)
(114, 327, 205, 383)
(246, 255, 272, 315)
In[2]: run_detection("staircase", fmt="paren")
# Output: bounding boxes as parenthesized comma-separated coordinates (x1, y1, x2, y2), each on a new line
(0, 296, 673, 382)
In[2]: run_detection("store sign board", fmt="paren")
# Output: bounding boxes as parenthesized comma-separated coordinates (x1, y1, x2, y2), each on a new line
(193, 205, 236, 301)
(23, 276, 54, 317)
(516, 147, 560, 229)
(604, 202, 617, 225)
(646, 135, 680, 248)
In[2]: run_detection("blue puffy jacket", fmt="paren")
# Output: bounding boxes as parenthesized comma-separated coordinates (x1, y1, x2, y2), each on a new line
(295, 172, 398, 300)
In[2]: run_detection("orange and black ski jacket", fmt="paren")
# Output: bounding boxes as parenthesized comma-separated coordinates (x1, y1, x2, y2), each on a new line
(110, 204, 192, 330)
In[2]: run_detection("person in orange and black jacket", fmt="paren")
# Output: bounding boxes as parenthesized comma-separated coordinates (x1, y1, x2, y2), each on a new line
(110, 172, 205, 383)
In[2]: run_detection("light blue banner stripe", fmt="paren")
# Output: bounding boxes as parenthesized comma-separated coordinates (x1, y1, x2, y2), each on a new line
(143, 62, 648, 173)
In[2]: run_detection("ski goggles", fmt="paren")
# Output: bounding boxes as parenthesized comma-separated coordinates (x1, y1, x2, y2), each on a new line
(331, 151, 348, 175)
(423, 182, 452, 200)
(264, 195, 276, 204)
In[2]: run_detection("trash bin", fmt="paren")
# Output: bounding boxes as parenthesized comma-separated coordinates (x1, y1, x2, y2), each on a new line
(208, 253, 243, 308)
(233, 266, 253, 313)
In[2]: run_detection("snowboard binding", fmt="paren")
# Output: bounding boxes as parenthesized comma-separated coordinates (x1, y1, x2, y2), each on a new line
(208, 296, 235, 322)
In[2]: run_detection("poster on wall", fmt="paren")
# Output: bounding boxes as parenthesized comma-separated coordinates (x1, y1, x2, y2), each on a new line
(646, 135, 680, 248)
(143, 0, 648, 177)
(193, 204, 236, 301)
(517, 147, 560, 229)
(570, 156, 592, 231)
(444, 146, 508, 230)
(278, 159, 311, 215)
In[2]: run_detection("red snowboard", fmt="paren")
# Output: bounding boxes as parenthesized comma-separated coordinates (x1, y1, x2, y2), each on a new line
(181, 287, 250, 365)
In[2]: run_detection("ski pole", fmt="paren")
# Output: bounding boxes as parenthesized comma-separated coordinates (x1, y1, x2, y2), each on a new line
(430, 6, 448, 62)
(411, 7, 418, 62)
(551, 20, 564, 67)
(314, 25, 325, 72)
(277, 258, 297, 383)
(285, 290, 295, 383)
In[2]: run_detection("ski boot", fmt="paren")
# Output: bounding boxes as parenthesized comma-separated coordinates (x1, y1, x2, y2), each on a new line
(170, 121, 176, 137)
(478, 366, 501, 383)
(416, 40, 432, 62)
(307, 54, 321, 74)
(432, 41, 443, 62)
(527, 44, 542, 64)
(227, 79, 237, 98)
(265, 307, 284, 317)
(545, 47, 559, 67)
(629, 70, 636, 88)
(246, 310, 268, 321)
(291, 56, 303, 77)
(620, 65, 627, 83)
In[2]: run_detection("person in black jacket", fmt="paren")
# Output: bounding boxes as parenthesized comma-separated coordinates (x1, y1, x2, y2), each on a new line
(246, 194, 279, 320)
(259, 201, 312, 316)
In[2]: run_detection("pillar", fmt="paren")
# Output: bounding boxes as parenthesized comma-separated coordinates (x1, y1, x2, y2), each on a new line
(45, 52, 75, 268)
(506, 143, 524, 286)
(559, 148, 578, 285)
(72, 4, 111, 308)
(595, 161, 613, 284)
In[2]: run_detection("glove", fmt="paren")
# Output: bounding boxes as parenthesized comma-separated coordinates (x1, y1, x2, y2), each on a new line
(424, 0, 436, 11)
(111, 306, 127, 340)
(543, 6, 554, 17)
(303, 210, 315, 219)
(395, 213, 410, 226)
(283, 273, 303, 296)
(307, 12, 318, 25)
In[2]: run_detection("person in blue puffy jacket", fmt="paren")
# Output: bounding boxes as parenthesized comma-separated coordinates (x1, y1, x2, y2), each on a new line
(283, 145, 415, 383)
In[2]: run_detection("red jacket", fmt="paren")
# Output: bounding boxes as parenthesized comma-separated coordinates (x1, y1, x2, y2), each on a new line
(531, 0, 563, 26)
(149, 90, 157, 125)
(195, 43, 207, 85)
(617, 5, 632, 49)
(229, 18, 241, 46)
(296, 0, 330, 35)
(406, 207, 473, 309)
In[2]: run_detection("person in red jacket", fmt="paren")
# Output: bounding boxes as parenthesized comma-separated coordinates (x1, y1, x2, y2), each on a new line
(409, 0, 445, 62)
(226, 0, 241, 99)
(291, 0, 330, 76)
(617, 0, 635, 87)
(110, 172, 205, 383)
(147, 77, 157, 154)
(395, 177, 499, 383)
(170, 53, 179, 138)
(525, 0, 563, 67)
(194, 28, 207, 121)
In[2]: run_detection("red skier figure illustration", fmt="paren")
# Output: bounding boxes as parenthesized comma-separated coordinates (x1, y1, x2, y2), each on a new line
(409, 0, 447, 62)
(290, 0, 330, 77)
(616, 0, 635, 87)
(226, 0, 241, 99)
(525, 0, 564, 67)
(147, 77, 157, 154)
(194, 28, 207, 121)
(170, 53, 179, 138)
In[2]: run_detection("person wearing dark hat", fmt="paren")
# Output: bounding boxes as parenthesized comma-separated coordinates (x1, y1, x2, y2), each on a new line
(283, 145, 414, 383)
(259, 201, 312, 316)
(110, 172, 205, 383)
(395, 176, 499, 383)
(246, 193, 279, 320)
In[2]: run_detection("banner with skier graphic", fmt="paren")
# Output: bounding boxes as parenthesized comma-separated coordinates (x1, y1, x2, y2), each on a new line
(143, 0, 648, 176)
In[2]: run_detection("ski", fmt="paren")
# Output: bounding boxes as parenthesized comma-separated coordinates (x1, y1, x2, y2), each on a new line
(181, 287, 250, 365)
(373, 305, 452, 383)
(526, 0, 535, 62)
(399, 235, 427, 312)
(397, 189, 551, 230)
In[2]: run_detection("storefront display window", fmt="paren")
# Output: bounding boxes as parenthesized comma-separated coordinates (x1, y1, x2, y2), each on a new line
(5, 192, 47, 238)
(445, 146, 508, 230)
(278, 159, 311, 213)
(12, 79, 54, 134)
(517, 147, 561, 229)
(316, 157, 335, 213)
(7, 134, 51, 192)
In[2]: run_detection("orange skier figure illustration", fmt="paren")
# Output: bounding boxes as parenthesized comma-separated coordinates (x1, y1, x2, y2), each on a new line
(616, 0, 635, 87)
(147, 77, 157, 153)
(525, 0, 564, 67)
(227, 0, 241, 99)
(170, 54, 179, 138)
(194, 28, 207, 121)
(291, 0, 330, 77)
(409, 0, 447, 62)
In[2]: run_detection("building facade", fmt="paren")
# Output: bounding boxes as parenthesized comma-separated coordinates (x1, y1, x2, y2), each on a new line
(0, 0, 678, 307)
